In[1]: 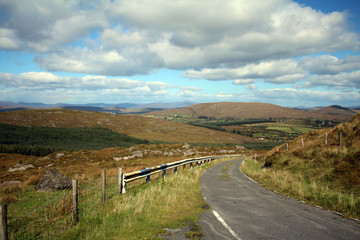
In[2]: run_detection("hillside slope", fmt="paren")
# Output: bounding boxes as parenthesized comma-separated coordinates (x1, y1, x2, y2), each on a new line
(148, 102, 354, 121)
(0, 109, 252, 143)
(241, 112, 360, 219)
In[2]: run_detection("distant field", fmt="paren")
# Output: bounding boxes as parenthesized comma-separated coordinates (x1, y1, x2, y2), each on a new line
(164, 118, 341, 149)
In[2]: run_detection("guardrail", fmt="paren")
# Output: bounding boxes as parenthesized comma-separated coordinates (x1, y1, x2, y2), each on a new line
(121, 156, 218, 193)
(1, 154, 245, 239)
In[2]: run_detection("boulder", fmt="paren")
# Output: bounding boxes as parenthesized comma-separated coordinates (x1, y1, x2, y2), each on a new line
(35, 168, 72, 192)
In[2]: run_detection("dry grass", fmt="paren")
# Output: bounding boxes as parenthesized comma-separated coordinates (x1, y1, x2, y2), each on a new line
(0, 109, 251, 143)
(60, 157, 234, 240)
(241, 112, 360, 219)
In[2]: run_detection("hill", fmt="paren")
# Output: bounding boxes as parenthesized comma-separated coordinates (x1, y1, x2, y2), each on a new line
(0, 109, 252, 144)
(311, 105, 357, 118)
(147, 102, 355, 121)
(242, 112, 360, 218)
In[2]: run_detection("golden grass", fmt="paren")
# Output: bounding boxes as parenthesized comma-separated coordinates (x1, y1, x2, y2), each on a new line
(60, 157, 234, 240)
(0, 109, 251, 143)
(241, 158, 360, 219)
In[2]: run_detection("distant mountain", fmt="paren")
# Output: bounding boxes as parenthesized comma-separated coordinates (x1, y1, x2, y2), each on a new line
(147, 102, 355, 121)
(0, 101, 196, 109)
(311, 105, 357, 118)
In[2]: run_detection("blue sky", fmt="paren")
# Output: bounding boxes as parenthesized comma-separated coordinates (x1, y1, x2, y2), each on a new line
(0, 0, 359, 107)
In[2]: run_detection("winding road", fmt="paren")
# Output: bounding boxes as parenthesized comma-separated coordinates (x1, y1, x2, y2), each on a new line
(199, 158, 360, 240)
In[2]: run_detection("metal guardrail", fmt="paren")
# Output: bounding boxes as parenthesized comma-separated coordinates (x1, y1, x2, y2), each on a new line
(121, 156, 214, 193)
(120, 154, 244, 193)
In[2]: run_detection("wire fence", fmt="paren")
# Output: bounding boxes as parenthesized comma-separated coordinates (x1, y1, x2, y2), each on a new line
(7, 184, 73, 239)
(2, 155, 240, 239)
(2, 168, 177, 239)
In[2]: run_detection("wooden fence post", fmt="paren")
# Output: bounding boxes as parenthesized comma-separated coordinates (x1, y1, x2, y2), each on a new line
(0, 203, 7, 240)
(339, 132, 342, 147)
(301, 138, 304, 149)
(121, 173, 126, 194)
(72, 180, 78, 225)
(325, 132, 328, 145)
(102, 169, 106, 203)
(118, 168, 123, 194)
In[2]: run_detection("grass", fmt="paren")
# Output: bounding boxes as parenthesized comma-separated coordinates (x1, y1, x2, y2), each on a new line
(0, 109, 250, 144)
(241, 154, 360, 219)
(59, 158, 232, 240)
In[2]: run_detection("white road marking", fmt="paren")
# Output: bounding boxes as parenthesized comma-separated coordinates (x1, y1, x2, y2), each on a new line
(212, 210, 242, 240)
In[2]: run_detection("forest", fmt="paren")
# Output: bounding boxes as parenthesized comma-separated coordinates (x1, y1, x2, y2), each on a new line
(0, 123, 149, 156)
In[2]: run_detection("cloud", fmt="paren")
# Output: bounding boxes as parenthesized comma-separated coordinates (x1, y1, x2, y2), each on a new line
(1, 0, 359, 75)
(183, 59, 306, 83)
(252, 88, 360, 106)
(0, 72, 175, 91)
(302, 71, 360, 89)
(299, 55, 360, 75)
(35, 47, 163, 76)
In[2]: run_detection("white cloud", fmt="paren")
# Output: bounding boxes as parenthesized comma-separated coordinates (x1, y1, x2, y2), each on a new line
(299, 55, 360, 75)
(183, 59, 306, 83)
(302, 71, 360, 89)
(253, 88, 360, 106)
(1, 0, 358, 74)
(35, 47, 163, 76)
(0, 28, 20, 49)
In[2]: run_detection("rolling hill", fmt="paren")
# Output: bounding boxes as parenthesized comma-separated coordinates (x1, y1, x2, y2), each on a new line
(0, 109, 252, 143)
(147, 102, 356, 121)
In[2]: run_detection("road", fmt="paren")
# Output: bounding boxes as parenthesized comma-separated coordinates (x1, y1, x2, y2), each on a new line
(199, 158, 360, 240)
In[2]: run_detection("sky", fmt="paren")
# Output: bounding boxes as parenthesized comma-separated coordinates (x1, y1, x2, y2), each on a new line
(0, 0, 359, 107)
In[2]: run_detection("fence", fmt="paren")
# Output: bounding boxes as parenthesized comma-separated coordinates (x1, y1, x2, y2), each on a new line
(1, 154, 241, 239)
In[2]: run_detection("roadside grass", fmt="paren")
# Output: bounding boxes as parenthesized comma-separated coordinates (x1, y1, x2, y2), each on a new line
(241, 155, 360, 219)
(59, 157, 233, 240)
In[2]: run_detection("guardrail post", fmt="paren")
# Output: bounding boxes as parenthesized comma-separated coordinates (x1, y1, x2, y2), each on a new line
(146, 175, 150, 183)
(190, 162, 193, 168)
(162, 169, 166, 178)
(118, 168, 123, 194)
(174, 167, 178, 175)
(286, 143, 288, 151)
(0, 203, 7, 240)
(102, 169, 106, 203)
(72, 180, 78, 225)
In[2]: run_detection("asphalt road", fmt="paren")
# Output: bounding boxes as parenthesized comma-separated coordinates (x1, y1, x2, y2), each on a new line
(199, 158, 360, 240)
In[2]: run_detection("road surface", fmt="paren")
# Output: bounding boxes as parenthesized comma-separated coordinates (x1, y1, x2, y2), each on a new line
(199, 158, 360, 240)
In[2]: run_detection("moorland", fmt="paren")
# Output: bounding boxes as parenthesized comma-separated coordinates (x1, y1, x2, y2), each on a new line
(0, 101, 358, 239)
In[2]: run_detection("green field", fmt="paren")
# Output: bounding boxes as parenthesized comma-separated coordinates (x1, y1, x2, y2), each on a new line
(168, 118, 340, 150)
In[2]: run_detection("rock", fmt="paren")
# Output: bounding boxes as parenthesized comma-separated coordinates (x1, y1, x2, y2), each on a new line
(132, 151, 143, 158)
(8, 163, 34, 172)
(182, 143, 191, 149)
(35, 168, 72, 192)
